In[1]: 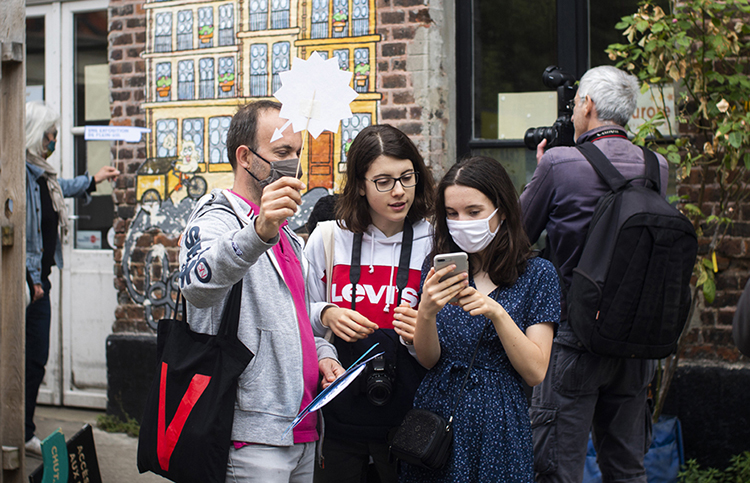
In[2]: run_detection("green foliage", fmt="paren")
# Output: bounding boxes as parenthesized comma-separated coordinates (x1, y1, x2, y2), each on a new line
(354, 62, 370, 76)
(97, 413, 140, 438)
(607, 0, 750, 423)
(156, 75, 172, 88)
(679, 452, 750, 482)
(218, 72, 235, 83)
(199, 25, 214, 36)
(333, 9, 347, 22)
(607, 0, 750, 305)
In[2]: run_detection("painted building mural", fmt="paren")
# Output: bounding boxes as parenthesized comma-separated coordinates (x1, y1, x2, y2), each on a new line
(124, 0, 381, 327)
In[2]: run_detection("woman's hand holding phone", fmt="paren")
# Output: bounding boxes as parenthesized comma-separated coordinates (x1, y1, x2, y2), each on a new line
(421, 264, 469, 318)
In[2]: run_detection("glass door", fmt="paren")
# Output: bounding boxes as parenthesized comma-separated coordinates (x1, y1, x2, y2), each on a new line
(26, 0, 114, 410)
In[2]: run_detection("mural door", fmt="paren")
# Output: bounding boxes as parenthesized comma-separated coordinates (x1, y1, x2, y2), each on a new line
(27, 0, 115, 410)
(307, 132, 334, 190)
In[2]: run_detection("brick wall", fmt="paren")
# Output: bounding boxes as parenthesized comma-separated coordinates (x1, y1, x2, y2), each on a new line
(375, 0, 453, 178)
(678, 166, 750, 362)
(109, 0, 148, 332)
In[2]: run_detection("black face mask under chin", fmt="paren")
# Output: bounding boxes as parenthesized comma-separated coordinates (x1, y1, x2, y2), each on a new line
(245, 148, 301, 189)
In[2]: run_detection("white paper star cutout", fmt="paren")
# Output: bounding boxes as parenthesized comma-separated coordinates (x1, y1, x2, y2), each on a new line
(271, 51, 359, 142)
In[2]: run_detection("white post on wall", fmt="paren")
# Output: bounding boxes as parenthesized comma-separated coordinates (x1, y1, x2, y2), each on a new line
(0, 0, 27, 481)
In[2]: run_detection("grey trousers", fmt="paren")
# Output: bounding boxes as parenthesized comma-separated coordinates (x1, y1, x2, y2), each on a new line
(530, 342, 656, 483)
(226, 442, 315, 483)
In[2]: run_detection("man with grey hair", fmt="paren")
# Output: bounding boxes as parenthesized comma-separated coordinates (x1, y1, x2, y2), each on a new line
(520, 65, 669, 483)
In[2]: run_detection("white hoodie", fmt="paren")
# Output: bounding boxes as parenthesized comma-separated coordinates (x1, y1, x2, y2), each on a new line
(305, 218, 432, 336)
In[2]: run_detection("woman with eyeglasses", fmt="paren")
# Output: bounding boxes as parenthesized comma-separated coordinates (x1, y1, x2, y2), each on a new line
(305, 124, 435, 482)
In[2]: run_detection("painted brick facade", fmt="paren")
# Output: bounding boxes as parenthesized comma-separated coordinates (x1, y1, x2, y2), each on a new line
(109, 0, 150, 332)
(106, 0, 747, 364)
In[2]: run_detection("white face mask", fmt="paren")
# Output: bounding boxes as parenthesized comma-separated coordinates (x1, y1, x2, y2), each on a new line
(446, 208, 502, 254)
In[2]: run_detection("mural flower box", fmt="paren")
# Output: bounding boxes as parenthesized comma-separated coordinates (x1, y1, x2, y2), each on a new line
(218, 72, 235, 92)
(332, 10, 347, 32)
(156, 75, 172, 97)
(199, 25, 214, 43)
(354, 62, 369, 86)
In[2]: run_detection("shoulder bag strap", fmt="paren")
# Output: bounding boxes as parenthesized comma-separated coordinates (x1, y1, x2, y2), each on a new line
(318, 220, 337, 304)
(640, 146, 661, 193)
(217, 279, 244, 341)
(217, 213, 245, 341)
(576, 141, 628, 192)
(446, 318, 492, 429)
(317, 220, 337, 342)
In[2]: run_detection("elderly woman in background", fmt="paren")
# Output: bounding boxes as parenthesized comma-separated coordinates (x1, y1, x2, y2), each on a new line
(24, 101, 119, 455)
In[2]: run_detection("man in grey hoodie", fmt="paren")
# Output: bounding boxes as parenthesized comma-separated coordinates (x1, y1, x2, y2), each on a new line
(179, 100, 344, 482)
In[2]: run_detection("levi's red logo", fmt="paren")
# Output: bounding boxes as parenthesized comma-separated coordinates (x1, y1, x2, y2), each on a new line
(157, 362, 211, 471)
(328, 265, 421, 329)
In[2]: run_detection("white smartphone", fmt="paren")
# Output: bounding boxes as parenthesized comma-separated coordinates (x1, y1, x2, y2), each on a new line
(433, 252, 469, 304)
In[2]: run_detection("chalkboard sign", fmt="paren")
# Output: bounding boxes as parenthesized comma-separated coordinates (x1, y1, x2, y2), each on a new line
(29, 424, 102, 483)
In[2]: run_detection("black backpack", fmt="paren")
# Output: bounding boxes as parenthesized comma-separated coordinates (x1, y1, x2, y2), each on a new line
(567, 142, 698, 359)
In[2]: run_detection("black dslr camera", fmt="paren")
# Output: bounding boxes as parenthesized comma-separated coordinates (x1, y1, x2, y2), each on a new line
(365, 354, 395, 406)
(524, 66, 577, 150)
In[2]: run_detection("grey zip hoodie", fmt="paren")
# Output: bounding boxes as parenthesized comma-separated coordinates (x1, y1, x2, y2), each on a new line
(179, 189, 338, 446)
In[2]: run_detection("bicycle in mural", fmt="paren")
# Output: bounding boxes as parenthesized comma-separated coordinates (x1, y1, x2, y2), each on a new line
(138, 142, 208, 203)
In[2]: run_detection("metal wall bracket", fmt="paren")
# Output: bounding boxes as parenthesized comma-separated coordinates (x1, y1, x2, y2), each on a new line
(2, 445, 20, 470)
(0, 41, 23, 63)
(2, 225, 14, 246)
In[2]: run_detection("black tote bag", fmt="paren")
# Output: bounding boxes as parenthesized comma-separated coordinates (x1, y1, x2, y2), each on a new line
(137, 281, 253, 483)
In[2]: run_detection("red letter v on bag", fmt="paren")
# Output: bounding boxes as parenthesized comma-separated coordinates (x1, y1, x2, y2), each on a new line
(156, 362, 211, 471)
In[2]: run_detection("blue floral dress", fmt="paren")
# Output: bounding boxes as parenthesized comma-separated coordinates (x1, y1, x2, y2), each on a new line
(400, 257, 561, 482)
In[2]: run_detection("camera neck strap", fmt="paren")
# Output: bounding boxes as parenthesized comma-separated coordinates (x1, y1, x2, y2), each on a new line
(349, 220, 414, 311)
(446, 318, 492, 430)
(586, 128, 628, 142)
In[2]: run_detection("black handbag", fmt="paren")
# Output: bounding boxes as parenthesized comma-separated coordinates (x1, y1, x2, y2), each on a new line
(390, 320, 488, 470)
(137, 281, 254, 483)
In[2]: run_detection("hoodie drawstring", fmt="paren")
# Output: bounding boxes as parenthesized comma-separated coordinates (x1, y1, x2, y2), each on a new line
(384, 242, 399, 312)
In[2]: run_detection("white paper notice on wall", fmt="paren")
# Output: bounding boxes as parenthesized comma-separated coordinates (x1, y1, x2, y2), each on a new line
(84, 126, 151, 143)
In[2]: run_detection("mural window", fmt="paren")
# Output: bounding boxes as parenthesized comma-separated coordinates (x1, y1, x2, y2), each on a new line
(219, 4, 235, 46)
(154, 12, 172, 53)
(332, 0, 348, 38)
(209, 116, 232, 164)
(272, 42, 290, 94)
(156, 119, 178, 157)
(250, 44, 268, 97)
(250, 0, 268, 31)
(198, 7, 214, 49)
(334, 49, 349, 71)
(271, 0, 290, 29)
(353, 48, 369, 93)
(340, 113, 371, 171)
(351, 0, 369, 36)
(316, 51, 329, 60)
(156, 62, 172, 102)
(199, 58, 215, 99)
(218, 56, 236, 97)
(182, 118, 205, 165)
(311, 0, 329, 39)
(178, 59, 195, 100)
(177, 10, 193, 51)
